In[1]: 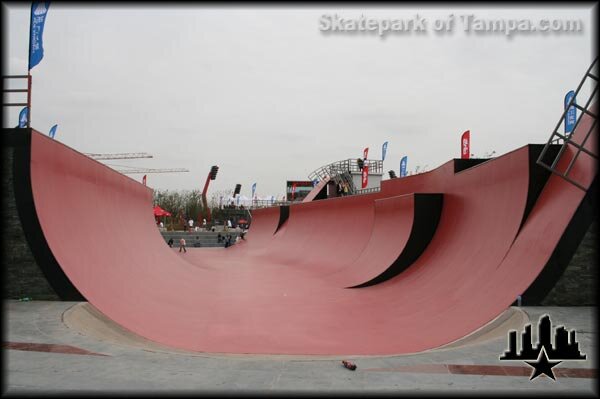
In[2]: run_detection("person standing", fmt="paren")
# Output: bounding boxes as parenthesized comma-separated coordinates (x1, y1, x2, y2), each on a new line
(179, 237, 187, 253)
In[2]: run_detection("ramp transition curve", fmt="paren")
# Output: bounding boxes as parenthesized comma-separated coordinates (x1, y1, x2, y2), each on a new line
(6, 108, 596, 355)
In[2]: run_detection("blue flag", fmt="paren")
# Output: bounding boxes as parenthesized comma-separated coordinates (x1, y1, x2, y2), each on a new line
(18, 107, 29, 128)
(564, 90, 577, 134)
(29, 1, 51, 70)
(252, 183, 257, 198)
(382, 141, 388, 161)
(400, 156, 408, 177)
(49, 124, 57, 138)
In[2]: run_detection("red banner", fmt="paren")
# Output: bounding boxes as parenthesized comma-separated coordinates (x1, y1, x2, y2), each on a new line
(361, 164, 369, 189)
(142, 175, 147, 186)
(363, 147, 369, 160)
(461, 130, 470, 159)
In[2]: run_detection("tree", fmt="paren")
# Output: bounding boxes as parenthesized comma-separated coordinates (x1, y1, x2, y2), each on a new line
(153, 189, 203, 229)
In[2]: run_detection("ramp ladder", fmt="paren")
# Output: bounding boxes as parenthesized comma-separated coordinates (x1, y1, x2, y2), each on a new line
(536, 57, 598, 191)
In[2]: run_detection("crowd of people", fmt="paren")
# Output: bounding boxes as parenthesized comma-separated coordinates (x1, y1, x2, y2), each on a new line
(160, 213, 249, 251)
(164, 223, 247, 252)
(219, 227, 247, 247)
(169, 231, 247, 252)
(217, 233, 234, 248)
(224, 201, 246, 210)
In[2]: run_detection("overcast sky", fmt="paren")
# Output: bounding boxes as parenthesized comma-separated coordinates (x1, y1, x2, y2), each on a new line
(3, 3, 596, 199)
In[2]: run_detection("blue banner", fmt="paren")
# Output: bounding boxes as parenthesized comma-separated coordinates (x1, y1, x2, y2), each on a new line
(382, 141, 388, 161)
(29, 1, 51, 70)
(49, 124, 57, 138)
(312, 179, 319, 187)
(564, 90, 577, 134)
(252, 183, 257, 198)
(400, 156, 408, 177)
(18, 107, 29, 127)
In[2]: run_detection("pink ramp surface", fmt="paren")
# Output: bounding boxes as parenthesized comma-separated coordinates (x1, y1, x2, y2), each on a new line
(490, 105, 597, 306)
(302, 176, 329, 202)
(325, 193, 442, 288)
(248, 193, 379, 275)
(226, 205, 281, 252)
(28, 116, 595, 355)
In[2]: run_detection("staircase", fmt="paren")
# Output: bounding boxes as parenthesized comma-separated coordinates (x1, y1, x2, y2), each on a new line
(309, 159, 383, 195)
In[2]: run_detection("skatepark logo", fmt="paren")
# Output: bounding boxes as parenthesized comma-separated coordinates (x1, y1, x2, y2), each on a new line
(33, 2, 48, 16)
(499, 314, 586, 380)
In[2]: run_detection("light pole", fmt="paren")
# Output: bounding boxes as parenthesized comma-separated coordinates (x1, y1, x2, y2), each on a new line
(201, 165, 219, 224)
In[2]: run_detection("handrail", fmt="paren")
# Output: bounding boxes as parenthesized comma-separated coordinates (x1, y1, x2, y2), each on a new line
(355, 186, 381, 195)
(308, 158, 384, 196)
(2, 74, 32, 128)
(308, 158, 384, 181)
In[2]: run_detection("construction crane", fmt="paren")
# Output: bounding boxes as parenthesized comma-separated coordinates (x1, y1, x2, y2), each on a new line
(114, 167, 189, 174)
(85, 153, 188, 174)
(85, 152, 153, 160)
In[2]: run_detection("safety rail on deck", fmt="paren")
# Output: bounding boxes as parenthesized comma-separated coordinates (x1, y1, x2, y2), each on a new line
(355, 186, 381, 195)
(309, 158, 383, 179)
(246, 200, 293, 209)
(3, 75, 32, 128)
(308, 158, 383, 195)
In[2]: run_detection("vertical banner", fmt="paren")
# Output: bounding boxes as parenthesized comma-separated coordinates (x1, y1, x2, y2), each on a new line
(564, 90, 577, 135)
(381, 141, 388, 161)
(461, 130, 470, 159)
(363, 147, 369, 160)
(291, 182, 297, 200)
(252, 183, 257, 198)
(400, 156, 408, 177)
(361, 164, 369, 189)
(48, 124, 57, 138)
(18, 107, 29, 127)
(29, 1, 51, 70)
(142, 175, 147, 186)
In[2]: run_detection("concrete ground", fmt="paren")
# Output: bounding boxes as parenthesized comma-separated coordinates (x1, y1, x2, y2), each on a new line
(2, 300, 597, 396)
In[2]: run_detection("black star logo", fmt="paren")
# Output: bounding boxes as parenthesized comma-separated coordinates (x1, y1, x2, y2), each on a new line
(526, 347, 562, 380)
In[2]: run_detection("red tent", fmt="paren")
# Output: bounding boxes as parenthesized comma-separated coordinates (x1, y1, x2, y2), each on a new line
(153, 205, 172, 217)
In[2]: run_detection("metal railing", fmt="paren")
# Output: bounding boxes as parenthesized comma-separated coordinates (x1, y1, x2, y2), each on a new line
(2, 75, 31, 128)
(537, 57, 598, 191)
(220, 199, 294, 210)
(308, 158, 383, 195)
(355, 186, 381, 195)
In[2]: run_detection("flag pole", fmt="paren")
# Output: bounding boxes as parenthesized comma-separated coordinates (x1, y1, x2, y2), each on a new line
(26, 73, 32, 129)
(26, 2, 34, 129)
